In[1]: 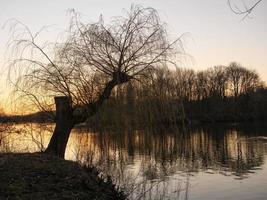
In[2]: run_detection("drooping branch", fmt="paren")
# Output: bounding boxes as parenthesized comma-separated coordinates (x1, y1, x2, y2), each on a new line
(7, 5, 182, 158)
(228, 0, 263, 19)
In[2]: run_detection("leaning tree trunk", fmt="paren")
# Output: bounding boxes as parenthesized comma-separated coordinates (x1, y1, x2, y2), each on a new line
(45, 96, 74, 158)
(45, 72, 132, 158)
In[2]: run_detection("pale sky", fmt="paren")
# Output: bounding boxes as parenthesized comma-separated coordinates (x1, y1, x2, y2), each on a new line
(0, 0, 266, 112)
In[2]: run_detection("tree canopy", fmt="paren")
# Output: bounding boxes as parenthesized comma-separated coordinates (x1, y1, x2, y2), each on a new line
(7, 5, 183, 157)
(8, 5, 182, 115)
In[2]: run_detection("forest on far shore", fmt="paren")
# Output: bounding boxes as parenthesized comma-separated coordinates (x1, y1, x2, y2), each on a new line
(2, 61, 267, 127)
(89, 61, 267, 127)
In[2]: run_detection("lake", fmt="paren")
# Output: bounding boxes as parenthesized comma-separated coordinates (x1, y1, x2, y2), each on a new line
(1, 123, 267, 200)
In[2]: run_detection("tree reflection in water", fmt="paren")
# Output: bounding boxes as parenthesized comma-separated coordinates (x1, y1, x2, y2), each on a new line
(1, 124, 267, 199)
(69, 125, 267, 199)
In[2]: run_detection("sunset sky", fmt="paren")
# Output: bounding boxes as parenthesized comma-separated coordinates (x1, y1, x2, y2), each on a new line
(0, 0, 266, 113)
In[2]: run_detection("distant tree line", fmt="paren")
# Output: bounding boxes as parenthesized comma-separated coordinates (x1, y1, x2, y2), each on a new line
(89, 62, 267, 128)
(3, 61, 266, 126)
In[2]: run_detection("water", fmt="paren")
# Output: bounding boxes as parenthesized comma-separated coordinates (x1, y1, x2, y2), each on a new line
(1, 123, 267, 199)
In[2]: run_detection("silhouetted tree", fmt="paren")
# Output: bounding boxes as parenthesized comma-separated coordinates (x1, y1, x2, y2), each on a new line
(208, 66, 228, 98)
(8, 6, 182, 158)
(195, 71, 209, 100)
(240, 69, 261, 94)
(174, 68, 195, 101)
(226, 62, 261, 98)
(226, 62, 245, 98)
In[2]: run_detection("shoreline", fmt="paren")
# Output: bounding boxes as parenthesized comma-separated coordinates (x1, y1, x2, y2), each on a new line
(0, 153, 125, 200)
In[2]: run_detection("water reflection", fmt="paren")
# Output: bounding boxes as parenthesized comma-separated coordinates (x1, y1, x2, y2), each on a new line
(70, 125, 267, 199)
(1, 123, 267, 199)
(72, 126, 266, 177)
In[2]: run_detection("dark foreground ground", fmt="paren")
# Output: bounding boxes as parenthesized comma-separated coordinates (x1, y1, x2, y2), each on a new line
(0, 153, 125, 200)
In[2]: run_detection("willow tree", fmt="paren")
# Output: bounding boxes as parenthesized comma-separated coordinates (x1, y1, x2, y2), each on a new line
(8, 6, 182, 158)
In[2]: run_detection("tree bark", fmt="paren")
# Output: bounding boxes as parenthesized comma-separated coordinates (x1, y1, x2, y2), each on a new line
(45, 96, 74, 158)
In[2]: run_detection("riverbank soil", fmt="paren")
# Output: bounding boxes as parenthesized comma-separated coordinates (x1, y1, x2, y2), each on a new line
(0, 153, 124, 200)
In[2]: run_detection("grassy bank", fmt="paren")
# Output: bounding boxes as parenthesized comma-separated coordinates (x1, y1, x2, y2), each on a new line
(0, 153, 125, 200)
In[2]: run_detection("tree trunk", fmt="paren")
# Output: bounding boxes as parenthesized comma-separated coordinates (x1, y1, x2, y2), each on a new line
(45, 72, 132, 158)
(45, 96, 74, 158)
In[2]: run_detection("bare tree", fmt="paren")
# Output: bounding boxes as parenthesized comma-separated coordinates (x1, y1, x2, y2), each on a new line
(174, 68, 195, 101)
(8, 5, 182, 158)
(207, 66, 228, 98)
(195, 71, 209, 100)
(240, 68, 261, 94)
(226, 62, 245, 97)
(226, 62, 261, 97)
